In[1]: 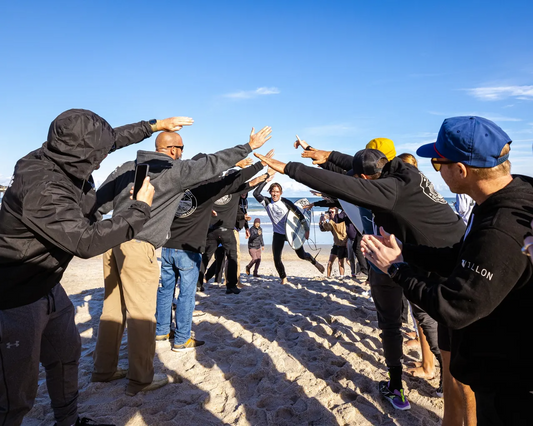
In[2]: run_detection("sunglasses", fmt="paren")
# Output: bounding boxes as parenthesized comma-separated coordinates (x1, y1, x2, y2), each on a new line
(431, 158, 456, 172)
(166, 145, 184, 151)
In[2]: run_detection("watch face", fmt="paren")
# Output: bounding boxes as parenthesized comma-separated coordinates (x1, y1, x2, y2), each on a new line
(149, 119, 157, 125)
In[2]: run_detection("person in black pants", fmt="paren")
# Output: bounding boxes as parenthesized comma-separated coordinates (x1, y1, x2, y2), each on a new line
(254, 178, 325, 284)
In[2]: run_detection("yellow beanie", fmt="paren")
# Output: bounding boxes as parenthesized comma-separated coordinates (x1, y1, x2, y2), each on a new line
(366, 138, 396, 161)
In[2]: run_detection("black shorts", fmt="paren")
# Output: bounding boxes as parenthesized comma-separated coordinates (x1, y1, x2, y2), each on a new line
(330, 245, 347, 259)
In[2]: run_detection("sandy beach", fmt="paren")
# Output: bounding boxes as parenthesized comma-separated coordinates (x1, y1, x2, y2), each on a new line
(22, 246, 444, 426)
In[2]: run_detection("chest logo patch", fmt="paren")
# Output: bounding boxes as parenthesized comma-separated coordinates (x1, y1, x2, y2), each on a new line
(419, 173, 447, 204)
(214, 194, 232, 206)
(175, 190, 197, 218)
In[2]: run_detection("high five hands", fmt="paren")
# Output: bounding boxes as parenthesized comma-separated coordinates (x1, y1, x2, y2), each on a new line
(254, 153, 287, 174)
(293, 135, 332, 165)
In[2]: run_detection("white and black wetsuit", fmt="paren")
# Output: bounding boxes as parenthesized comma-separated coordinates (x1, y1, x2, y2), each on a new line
(253, 180, 317, 279)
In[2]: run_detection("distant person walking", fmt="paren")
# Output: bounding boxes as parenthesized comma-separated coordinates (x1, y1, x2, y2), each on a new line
(246, 218, 264, 276)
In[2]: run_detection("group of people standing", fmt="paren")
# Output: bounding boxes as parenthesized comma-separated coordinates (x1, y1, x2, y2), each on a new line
(1, 108, 532, 426)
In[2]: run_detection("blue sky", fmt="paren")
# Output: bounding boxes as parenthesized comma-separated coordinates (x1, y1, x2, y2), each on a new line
(1, 0, 532, 196)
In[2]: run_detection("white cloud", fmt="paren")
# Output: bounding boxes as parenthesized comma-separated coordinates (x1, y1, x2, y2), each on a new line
(467, 85, 533, 101)
(303, 124, 357, 137)
(223, 87, 280, 99)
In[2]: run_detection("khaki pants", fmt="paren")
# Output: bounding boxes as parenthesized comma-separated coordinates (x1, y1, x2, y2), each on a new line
(92, 239, 160, 394)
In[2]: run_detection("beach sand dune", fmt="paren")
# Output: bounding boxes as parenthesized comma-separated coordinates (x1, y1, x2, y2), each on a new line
(23, 247, 443, 425)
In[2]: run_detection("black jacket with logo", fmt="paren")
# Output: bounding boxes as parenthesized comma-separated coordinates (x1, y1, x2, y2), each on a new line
(394, 175, 533, 389)
(285, 156, 465, 248)
(0, 110, 152, 309)
(164, 163, 263, 253)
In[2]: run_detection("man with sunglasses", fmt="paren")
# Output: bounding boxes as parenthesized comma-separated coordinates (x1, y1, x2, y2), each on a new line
(92, 126, 272, 396)
(361, 116, 533, 425)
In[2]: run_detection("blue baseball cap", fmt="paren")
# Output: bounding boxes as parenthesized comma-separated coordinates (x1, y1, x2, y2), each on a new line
(417, 116, 512, 168)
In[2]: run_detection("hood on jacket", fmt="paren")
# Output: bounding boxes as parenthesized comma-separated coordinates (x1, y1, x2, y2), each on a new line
(135, 150, 174, 179)
(43, 109, 116, 180)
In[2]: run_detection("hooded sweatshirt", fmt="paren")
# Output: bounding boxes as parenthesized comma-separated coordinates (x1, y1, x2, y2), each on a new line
(0, 109, 152, 309)
(392, 175, 533, 389)
(97, 144, 252, 249)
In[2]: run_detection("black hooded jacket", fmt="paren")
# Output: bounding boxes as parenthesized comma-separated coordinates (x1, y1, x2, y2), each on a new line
(393, 175, 533, 389)
(0, 109, 152, 309)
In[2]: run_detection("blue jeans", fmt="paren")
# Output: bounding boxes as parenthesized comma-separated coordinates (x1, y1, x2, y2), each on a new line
(155, 248, 201, 344)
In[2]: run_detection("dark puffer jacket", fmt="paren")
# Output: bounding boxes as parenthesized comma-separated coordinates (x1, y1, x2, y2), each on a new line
(0, 109, 152, 309)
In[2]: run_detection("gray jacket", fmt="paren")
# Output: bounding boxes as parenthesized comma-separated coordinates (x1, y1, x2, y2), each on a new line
(97, 143, 252, 248)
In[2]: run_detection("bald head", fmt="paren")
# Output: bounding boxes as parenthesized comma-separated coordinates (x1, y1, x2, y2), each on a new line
(155, 132, 184, 160)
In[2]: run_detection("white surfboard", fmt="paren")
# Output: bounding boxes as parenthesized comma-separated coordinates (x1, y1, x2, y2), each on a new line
(338, 199, 365, 235)
(285, 198, 311, 250)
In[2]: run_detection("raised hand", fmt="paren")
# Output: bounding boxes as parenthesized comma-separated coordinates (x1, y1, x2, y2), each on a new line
(254, 153, 286, 174)
(294, 135, 310, 150)
(235, 158, 253, 169)
(249, 126, 272, 150)
(155, 117, 194, 132)
(301, 148, 331, 165)
(259, 149, 275, 166)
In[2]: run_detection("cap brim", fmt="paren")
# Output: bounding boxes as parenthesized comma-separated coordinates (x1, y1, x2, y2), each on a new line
(416, 142, 441, 158)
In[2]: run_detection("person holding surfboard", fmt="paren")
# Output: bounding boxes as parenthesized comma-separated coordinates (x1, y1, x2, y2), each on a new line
(253, 176, 325, 284)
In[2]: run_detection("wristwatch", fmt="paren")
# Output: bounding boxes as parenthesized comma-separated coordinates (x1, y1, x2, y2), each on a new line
(387, 262, 407, 279)
(148, 119, 157, 131)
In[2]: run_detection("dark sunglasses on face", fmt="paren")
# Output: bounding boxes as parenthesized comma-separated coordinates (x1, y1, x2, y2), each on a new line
(431, 158, 456, 172)
(166, 145, 184, 151)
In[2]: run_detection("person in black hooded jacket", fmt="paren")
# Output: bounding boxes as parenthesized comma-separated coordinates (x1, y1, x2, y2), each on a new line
(0, 109, 190, 426)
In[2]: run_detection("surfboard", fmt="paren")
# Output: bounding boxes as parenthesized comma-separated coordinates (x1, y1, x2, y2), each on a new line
(338, 199, 365, 235)
(285, 198, 311, 250)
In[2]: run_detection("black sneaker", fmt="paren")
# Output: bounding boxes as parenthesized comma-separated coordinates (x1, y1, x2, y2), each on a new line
(226, 286, 241, 294)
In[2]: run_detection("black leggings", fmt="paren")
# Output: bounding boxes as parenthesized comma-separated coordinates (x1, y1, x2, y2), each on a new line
(272, 232, 313, 279)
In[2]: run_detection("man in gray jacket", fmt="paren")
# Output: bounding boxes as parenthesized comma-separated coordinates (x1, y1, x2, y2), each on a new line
(92, 126, 271, 396)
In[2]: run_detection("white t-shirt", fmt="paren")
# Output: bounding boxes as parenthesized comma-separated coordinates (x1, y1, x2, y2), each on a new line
(266, 199, 289, 235)
(455, 194, 475, 225)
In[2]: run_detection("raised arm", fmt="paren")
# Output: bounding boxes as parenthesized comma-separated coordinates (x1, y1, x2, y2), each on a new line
(254, 153, 397, 212)
(178, 126, 271, 190)
(113, 116, 194, 150)
(21, 182, 152, 259)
